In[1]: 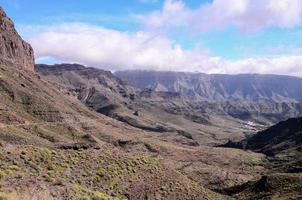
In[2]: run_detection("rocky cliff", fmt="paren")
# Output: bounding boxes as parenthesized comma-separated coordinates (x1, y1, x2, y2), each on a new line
(0, 6, 34, 70)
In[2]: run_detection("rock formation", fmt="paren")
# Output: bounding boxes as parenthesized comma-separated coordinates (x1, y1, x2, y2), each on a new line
(0, 6, 34, 70)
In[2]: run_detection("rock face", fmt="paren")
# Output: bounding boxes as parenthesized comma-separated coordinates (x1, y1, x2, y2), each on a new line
(0, 6, 34, 70)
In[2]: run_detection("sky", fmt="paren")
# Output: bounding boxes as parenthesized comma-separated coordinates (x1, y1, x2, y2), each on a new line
(1, 0, 302, 76)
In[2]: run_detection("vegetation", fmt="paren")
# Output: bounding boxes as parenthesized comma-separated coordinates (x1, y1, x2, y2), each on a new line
(0, 144, 209, 199)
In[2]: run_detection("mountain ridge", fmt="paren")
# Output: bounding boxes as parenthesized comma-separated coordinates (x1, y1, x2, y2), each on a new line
(115, 70, 302, 103)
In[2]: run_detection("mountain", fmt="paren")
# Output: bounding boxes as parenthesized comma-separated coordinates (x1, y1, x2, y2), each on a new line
(115, 70, 302, 103)
(36, 64, 271, 146)
(36, 64, 302, 148)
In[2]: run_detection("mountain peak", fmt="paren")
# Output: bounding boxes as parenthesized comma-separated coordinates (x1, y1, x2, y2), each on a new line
(0, 6, 34, 71)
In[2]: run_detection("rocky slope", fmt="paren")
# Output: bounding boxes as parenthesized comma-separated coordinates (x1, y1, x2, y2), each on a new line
(0, 7, 34, 70)
(115, 70, 302, 103)
(35, 64, 137, 116)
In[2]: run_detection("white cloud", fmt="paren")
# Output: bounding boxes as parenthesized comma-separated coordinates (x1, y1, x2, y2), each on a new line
(29, 23, 209, 71)
(144, 0, 302, 32)
(216, 56, 302, 75)
(28, 23, 302, 76)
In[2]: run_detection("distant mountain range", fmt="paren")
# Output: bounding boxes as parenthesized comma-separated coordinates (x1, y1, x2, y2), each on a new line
(115, 70, 302, 103)
(36, 64, 302, 147)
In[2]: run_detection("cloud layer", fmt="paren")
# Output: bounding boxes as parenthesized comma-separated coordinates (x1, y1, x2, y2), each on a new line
(30, 23, 210, 71)
(29, 23, 302, 76)
(28, 0, 302, 76)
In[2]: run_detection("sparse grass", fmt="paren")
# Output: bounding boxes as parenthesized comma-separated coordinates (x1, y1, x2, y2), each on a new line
(0, 191, 31, 200)
(73, 184, 119, 200)
(0, 145, 207, 199)
(0, 171, 6, 179)
(0, 192, 17, 200)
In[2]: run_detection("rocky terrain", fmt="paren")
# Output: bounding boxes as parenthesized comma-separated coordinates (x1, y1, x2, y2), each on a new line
(0, 6, 301, 200)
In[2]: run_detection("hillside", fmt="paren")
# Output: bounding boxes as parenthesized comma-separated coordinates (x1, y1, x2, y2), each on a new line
(220, 117, 302, 199)
(224, 117, 302, 172)
(245, 117, 302, 157)
(35, 64, 137, 116)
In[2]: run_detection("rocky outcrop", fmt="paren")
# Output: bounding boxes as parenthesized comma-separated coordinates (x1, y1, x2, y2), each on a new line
(0, 6, 34, 70)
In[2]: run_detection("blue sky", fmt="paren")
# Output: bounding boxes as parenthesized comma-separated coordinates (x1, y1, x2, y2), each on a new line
(1, 0, 302, 75)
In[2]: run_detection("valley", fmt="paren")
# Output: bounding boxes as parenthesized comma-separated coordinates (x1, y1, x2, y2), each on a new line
(0, 5, 301, 200)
